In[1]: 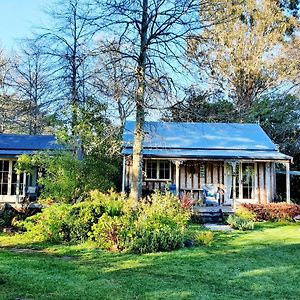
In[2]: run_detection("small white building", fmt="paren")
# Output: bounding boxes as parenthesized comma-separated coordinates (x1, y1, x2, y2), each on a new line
(0, 134, 61, 205)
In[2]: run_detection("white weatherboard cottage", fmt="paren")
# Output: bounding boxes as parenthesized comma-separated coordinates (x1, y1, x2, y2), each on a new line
(0, 134, 61, 205)
(122, 122, 292, 208)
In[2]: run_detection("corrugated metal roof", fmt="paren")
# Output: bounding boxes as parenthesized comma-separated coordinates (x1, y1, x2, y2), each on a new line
(123, 121, 292, 161)
(0, 134, 62, 156)
(0, 150, 47, 157)
(123, 121, 276, 150)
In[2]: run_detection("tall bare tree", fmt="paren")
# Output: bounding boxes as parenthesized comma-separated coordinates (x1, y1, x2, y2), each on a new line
(90, 0, 206, 199)
(7, 40, 52, 134)
(92, 40, 135, 131)
(36, 0, 96, 131)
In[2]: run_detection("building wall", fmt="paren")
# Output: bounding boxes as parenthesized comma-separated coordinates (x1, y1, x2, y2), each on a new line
(125, 157, 278, 204)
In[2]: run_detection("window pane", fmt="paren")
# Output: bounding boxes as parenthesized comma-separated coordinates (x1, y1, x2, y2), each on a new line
(11, 161, 18, 195)
(1, 184, 8, 195)
(146, 161, 157, 179)
(159, 161, 170, 179)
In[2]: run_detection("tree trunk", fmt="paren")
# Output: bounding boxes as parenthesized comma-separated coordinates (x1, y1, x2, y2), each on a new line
(129, 0, 148, 201)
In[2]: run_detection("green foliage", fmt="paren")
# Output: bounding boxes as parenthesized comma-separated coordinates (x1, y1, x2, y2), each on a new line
(63, 200, 105, 243)
(55, 98, 121, 157)
(246, 95, 300, 156)
(163, 91, 237, 123)
(81, 155, 121, 193)
(89, 190, 125, 217)
(235, 206, 256, 221)
(129, 222, 184, 254)
(36, 152, 81, 203)
(91, 213, 132, 252)
(34, 97, 122, 203)
(193, 231, 214, 246)
(19, 204, 71, 243)
(17, 151, 120, 204)
(20, 190, 126, 243)
(92, 192, 191, 253)
(14, 154, 34, 175)
(62, 190, 124, 243)
(227, 215, 254, 231)
(17, 191, 191, 253)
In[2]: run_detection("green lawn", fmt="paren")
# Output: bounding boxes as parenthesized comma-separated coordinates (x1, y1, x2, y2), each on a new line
(0, 223, 299, 300)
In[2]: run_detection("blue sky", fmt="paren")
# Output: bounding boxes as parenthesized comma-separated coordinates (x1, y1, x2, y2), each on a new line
(0, 0, 52, 52)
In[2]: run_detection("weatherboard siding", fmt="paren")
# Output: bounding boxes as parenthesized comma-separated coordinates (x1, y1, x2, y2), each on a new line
(124, 158, 277, 204)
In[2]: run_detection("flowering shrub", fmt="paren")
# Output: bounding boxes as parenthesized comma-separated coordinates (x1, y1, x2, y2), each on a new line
(242, 202, 300, 222)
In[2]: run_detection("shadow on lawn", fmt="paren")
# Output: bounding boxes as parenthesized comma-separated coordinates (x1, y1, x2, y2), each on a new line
(1, 223, 300, 299)
(1, 239, 299, 300)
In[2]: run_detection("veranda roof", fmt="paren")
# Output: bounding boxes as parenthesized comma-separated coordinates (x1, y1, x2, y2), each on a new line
(123, 121, 292, 161)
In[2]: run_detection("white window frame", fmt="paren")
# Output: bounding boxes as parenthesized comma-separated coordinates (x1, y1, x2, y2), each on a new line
(0, 159, 25, 197)
(144, 159, 172, 181)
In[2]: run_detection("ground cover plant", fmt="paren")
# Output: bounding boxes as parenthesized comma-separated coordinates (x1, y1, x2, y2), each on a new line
(0, 223, 299, 299)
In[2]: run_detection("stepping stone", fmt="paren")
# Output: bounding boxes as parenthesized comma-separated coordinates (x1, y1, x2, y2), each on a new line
(204, 223, 234, 231)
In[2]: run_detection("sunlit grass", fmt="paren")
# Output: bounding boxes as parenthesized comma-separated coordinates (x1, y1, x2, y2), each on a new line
(0, 223, 299, 300)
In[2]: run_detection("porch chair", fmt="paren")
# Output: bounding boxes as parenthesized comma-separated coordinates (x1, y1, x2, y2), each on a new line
(202, 184, 220, 206)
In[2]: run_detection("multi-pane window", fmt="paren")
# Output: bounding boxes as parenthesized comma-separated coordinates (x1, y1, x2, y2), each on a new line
(145, 160, 171, 180)
(0, 160, 9, 195)
(0, 160, 25, 197)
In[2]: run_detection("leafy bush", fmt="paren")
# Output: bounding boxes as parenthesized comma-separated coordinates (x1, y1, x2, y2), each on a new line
(193, 231, 214, 246)
(20, 204, 72, 243)
(65, 190, 125, 242)
(129, 193, 190, 253)
(16, 151, 120, 204)
(130, 222, 184, 253)
(227, 215, 254, 231)
(18, 191, 191, 253)
(19, 190, 125, 243)
(235, 206, 256, 221)
(242, 203, 300, 222)
(92, 192, 191, 254)
(91, 213, 133, 251)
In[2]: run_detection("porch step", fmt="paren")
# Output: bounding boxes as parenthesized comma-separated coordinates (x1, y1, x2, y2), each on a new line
(192, 205, 234, 224)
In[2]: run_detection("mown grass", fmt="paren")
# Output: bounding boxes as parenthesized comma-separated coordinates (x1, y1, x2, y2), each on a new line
(0, 223, 299, 300)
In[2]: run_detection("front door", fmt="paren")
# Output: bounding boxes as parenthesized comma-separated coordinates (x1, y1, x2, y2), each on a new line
(224, 161, 256, 204)
(240, 163, 255, 200)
